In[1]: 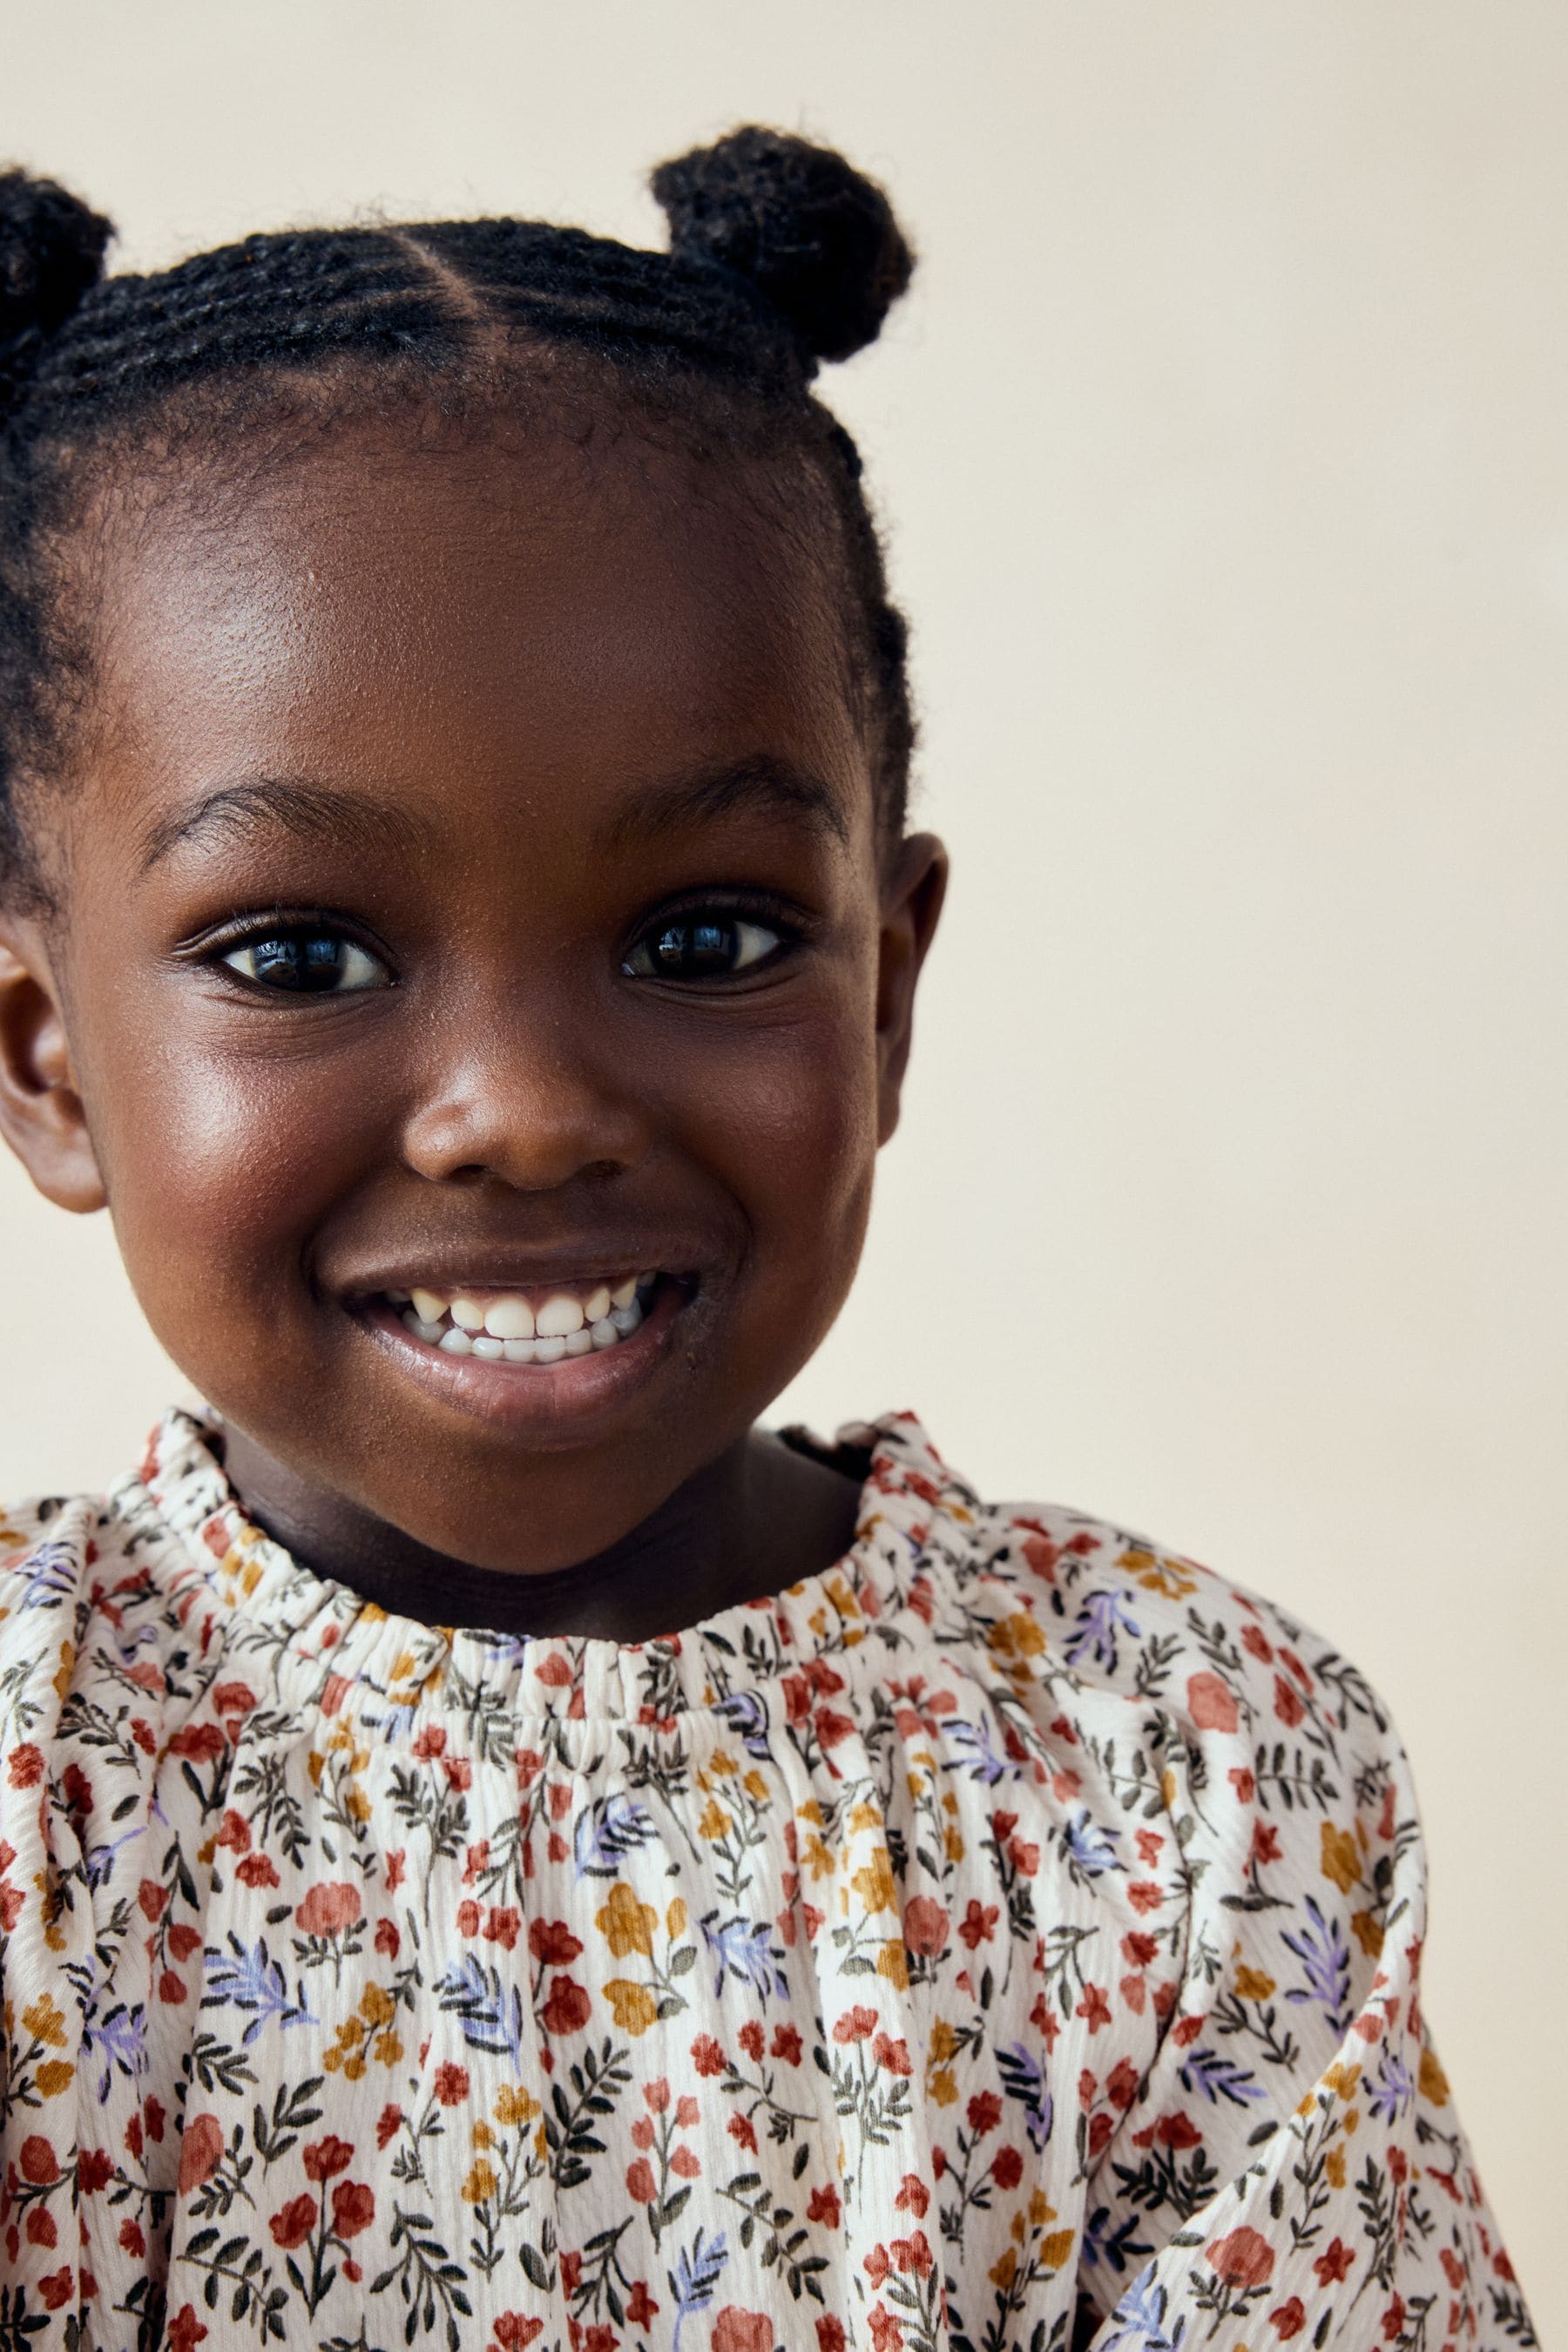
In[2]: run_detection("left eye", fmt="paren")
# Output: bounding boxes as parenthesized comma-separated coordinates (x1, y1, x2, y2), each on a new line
(219, 930, 389, 994)
(623, 916, 782, 982)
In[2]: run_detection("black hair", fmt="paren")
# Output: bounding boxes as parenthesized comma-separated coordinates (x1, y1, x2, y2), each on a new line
(0, 126, 916, 901)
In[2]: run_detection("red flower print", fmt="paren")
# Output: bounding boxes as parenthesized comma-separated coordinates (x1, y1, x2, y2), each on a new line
(1274, 1676, 1305, 1728)
(442, 1755, 472, 1791)
(625, 2282, 659, 2326)
(119, 2218, 146, 2256)
(375, 1916, 400, 1957)
(991, 2146, 1024, 2189)
(1185, 1672, 1239, 1734)
(1127, 1882, 1164, 1916)
(77, 2148, 112, 2195)
(331, 2180, 375, 2238)
(8, 1744, 44, 1787)
(1076, 1983, 1112, 2033)
(1156, 2112, 1203, 2149)
(958, 1899, 999, 1950)
(891, 2229, 932, 2274)
(432, 2063, 470, 2105)
(167, 2304, 208, 2352)
(1122, 1930, 1158, 1967)
(301, 2134, 354, 2182)
(832, 2005, 878, 2044)
(491, 2320, 545, 2351)
(692, 2033, 726, 2076)
(38, 2272, 73, 2314)
(902, 1896, 950, 1956)
(1251, 1821, 1282, 1868)
(137, 1878, 168, 1922)
(159, 1970, 188, 2004)
(558, 2251, 583, 2291)
(1208, 2227, 1274, 2289)
(214, 1811, 251, 1853)
(669, 2144, 700, 2179)
(541, 1975, 591, 2034)
(375, 2105, 402, 2150)
(625, 2158, 656, 2203)
(868, 2306, 902, 2352)
(269, 2194, 318, 2249)
(237, 1852, 280, 1889)
(211, 1680, 256, 1714)
(167, 1723, 226, 1763)
(1228, 1766, 1257, 1802)
(124, 2114, 143, 2161)
(771, 2024, 802, 2065)
(144, 2097, 166, 2143)
(967, 2091, 1003, 2135)
(1088, 2111, 1115, 2158)
(483, 1906, 521, 1950)
(872, 2032, 913, 2076)
(1007, 1837, 1041, 1877)
(645, 2077, 670, 2112)
(808, 2183, 841, 2228)
(411, 1726, 447, 1760)
(385, 1848, 406, 1892)
(727, 2113, 758, 2153)
(168, 1923, 201, 1962)
(580, 2330, 616, 2352)
(1240, 1623, 1274, 1663)
(25, 2207, 57, 2248)
(711, 2308, 775, 2352)
(738, 2019, 765, 2061)
(815, 2322, 847, 2352)
(1313, 2237, 1355, 2287)
(1271, 2299, 1308, 2339)
(456, 1898, 482, 1936)
(1106, 2058, 1141, 2110)
(0, 1882, 22, 1931)
(676, 2095, 700, 2128)
(631, 2115, 655, 2149)
(295, 1882, 362, 1937)
(894, 2173, 929, 2217)
(177, 2112, 225, 2196)
(528, 1917, 584, 1965)
(19, 2134, 58, 2184)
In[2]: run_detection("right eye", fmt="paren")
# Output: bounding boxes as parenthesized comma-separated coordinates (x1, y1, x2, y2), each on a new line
(219, 929, 389, 995)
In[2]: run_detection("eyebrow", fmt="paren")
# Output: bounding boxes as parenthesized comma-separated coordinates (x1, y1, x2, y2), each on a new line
(137, 776, 434, 875)
(598, 755, 852, 855)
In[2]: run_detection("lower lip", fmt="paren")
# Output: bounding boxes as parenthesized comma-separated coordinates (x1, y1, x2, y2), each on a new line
(354, 1278, 693, 1442)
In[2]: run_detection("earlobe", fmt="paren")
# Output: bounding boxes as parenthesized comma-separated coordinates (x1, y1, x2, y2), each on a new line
(875, 830, 949, 1146)
(0, 926, 108, 1213)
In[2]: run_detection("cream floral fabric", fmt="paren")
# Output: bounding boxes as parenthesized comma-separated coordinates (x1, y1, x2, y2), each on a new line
(0, 1409, 1530, 2351)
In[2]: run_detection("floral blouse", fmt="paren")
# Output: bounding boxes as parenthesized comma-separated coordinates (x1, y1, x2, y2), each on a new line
(0, 1409, 1530, 2352)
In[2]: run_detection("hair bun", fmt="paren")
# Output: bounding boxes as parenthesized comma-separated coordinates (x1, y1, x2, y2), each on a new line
(0, 167, 112, 397)
(650, 126, 912, 368)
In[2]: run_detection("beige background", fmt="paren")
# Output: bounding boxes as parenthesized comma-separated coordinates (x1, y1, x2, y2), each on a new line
(3, 1, 1562, 2329)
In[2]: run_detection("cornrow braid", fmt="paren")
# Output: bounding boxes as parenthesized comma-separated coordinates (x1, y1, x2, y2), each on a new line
(0, 127, 916, 898)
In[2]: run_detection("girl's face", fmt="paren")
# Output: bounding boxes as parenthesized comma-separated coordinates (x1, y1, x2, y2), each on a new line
(0, 412, 944, 1571)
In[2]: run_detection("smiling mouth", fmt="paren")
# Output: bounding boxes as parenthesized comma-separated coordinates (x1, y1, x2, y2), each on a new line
(376, 1272, 666, 1364)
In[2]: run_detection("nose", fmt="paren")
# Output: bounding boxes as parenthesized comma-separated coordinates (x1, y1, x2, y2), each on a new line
(398, 981, 653, 1193)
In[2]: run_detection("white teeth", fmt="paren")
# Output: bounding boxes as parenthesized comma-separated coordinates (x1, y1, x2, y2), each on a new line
(565, 1328, 594, 1356)
(536, 1294, 585, 1339)
(403, 1310, 446, 1343)
(610, 1300, 643, 1335)
(610, 1276, 639, 1310)
(584, 1284, 612, 1324)
(483, 1297, 535, 1340)
(637, 1272, 655, 1289)
(532, 1335, 567, 1365)
(470, 1335, 506, 1360)
(410, 1288, 448, 1324)
(590, 1317, 618, 1349)
(449, 1296, 487, 1333)
(439, 1328, 473, 1355)
(503, 1337, 537, 1364)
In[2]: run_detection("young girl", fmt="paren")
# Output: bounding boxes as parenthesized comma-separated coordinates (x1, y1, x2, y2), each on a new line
(0, 128, 1528, 2352)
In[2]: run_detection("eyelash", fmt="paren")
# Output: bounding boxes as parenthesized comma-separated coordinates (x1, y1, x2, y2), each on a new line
(193, 895, 808, 999)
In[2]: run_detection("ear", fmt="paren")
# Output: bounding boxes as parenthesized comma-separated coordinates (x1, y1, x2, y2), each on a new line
(875, 829, 948, 1145)
(0, 917, 108, 1213)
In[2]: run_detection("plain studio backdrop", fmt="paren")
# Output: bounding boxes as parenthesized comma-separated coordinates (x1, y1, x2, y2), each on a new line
(3, 2, 1562, 2329)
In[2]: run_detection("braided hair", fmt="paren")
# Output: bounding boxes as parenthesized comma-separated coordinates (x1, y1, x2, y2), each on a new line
(0, 126, 916, 899)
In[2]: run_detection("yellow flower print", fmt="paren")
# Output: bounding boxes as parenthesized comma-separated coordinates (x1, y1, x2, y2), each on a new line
(22, 1995, 68, 2049)
(697, 1799, 733, 1841)
(494, 2085, 540, 2128)
(1039, 2230, 1075, 2272)
(35, 2060, 74, 2098)
(850, 1851, 896, 1914)
(666, 1897, 688, 1940)
(1233, 1966, 1276, 2003)
(596, 1882, 658, 1958)
(929, 2068, 958, 2106)
(602, 1980, 660, 2035)
(1419, 2047, 1450, 2106)
(461, 2160, 497, 2205)
(1319, 1820, 1361, 1895)
(1350, 1910, 1384, 1960)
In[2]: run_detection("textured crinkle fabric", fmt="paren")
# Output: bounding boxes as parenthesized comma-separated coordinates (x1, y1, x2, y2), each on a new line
(0, 1409, 1529, 2352)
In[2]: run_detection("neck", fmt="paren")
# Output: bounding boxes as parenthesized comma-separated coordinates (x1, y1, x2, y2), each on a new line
(219, 1422, 862, 1644)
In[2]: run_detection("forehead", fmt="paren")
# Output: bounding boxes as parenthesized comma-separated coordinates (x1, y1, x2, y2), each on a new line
(77, 410, 868, 862)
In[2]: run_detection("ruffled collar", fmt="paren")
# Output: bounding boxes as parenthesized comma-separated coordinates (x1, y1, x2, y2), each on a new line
(123, 1406, 981, 1733)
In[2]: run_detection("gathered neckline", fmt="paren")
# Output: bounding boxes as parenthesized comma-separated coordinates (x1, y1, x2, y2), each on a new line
(124, 1406, 979, 1732)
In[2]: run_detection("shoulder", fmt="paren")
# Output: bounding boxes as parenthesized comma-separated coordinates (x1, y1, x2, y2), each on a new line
(950, 1482, 1401, 1773)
